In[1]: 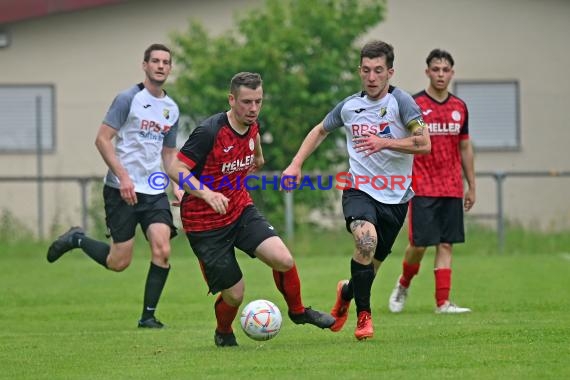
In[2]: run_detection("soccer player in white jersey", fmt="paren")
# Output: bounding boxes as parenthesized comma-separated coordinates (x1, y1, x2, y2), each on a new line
(282, 40, 431, 340)
(46, 44, 182, 329)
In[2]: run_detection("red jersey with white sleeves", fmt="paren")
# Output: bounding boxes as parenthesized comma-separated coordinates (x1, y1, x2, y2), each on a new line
(412, 91, 469, 198)
(177, 112, 257, 232)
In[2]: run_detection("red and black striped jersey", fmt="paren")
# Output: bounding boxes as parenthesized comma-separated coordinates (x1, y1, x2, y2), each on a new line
(177, 112, 258, 232)
(412, 90, 469, 198)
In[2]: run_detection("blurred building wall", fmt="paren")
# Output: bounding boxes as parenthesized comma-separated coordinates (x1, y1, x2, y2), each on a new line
(0, 0, 568, 233)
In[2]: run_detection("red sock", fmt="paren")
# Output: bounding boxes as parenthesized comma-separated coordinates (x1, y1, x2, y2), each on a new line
(434, 268, 451, 307)
(214, 294, 238, 334)
(399, 261, 420, 288)
(273, 264, 304, 314)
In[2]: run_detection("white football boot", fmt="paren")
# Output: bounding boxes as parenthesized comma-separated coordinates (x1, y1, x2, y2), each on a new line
(388, 277, 409, 313)
(435, 301, 472, 314)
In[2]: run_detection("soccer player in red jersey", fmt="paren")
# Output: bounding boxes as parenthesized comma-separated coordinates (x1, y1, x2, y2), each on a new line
(388, 49, 476, 314)
(167, 72, 334, 347)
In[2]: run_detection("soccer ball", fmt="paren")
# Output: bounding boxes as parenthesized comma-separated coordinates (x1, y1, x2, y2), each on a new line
(240, 299, 282, 341)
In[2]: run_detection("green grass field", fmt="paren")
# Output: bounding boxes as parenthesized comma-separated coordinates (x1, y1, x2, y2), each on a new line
(1, 226, 569, 379)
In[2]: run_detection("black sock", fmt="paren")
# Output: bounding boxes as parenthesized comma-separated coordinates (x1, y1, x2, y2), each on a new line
(74, 235, 110, 268)
(141, 262, 170, 320)
(351, 259, 375, 314)
(342, 279, 354, 302)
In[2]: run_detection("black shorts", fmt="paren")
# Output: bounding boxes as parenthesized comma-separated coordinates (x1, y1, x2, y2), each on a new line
(103, 185, 177, 243)
(342, 188, 408, 262)
(186, 205, 278, 294)
(408, 196, 464, 246)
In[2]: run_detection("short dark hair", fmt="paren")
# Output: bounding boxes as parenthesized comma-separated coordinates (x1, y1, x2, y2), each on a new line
(230, 72, 263, 95)
(360, 40, 395, 68)
(426, 49, 454, 67)
(144, 43, 171, 62)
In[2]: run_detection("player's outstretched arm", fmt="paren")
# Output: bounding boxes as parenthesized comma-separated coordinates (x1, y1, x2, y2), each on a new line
(281, 121, 330, 190)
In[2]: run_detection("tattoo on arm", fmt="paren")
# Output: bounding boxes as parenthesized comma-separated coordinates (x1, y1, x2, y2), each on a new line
(412, 127, 425, 148)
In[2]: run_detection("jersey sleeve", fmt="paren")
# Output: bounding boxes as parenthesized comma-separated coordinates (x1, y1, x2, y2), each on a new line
(178, 124, 215, 170)
(102, 88, 136, 130)
(393, 88, 424, 129)
(460, 100, 470, 139)
(163, 116, 179, 148)
(323, 96, 351, 132)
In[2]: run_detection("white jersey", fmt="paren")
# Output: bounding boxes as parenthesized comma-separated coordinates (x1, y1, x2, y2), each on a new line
(323, 86, 422, 204)
(102, 83, 179, 194)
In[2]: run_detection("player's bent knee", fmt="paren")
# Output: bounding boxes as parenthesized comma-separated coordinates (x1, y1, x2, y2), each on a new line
(409, 245, 427, 257)
(108, 260, 130, 272)
(281, 255, 295, 271)
(222, 287, 244, 306)
(226, 293, 243, 306)
(355, 235, 377, 254)
(355, 244, 377, 260)
(272, 246, 294, 270)
(151, 250, 170, 265)
(150, 241, 170, 256)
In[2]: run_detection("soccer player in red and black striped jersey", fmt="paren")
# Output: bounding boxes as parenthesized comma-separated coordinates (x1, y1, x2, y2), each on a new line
(388, 49, 476, 314)
(167, 72, 334, 347)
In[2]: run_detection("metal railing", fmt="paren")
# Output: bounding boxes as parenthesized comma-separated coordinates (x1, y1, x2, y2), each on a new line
(0, 175, 101, 239)
(276, 170, 570, 250)
(473, 171, 570, 251)
(1, 170, 569, 248)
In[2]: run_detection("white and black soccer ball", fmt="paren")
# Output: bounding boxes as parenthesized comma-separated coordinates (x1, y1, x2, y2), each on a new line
(240, 299, 282, 341)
